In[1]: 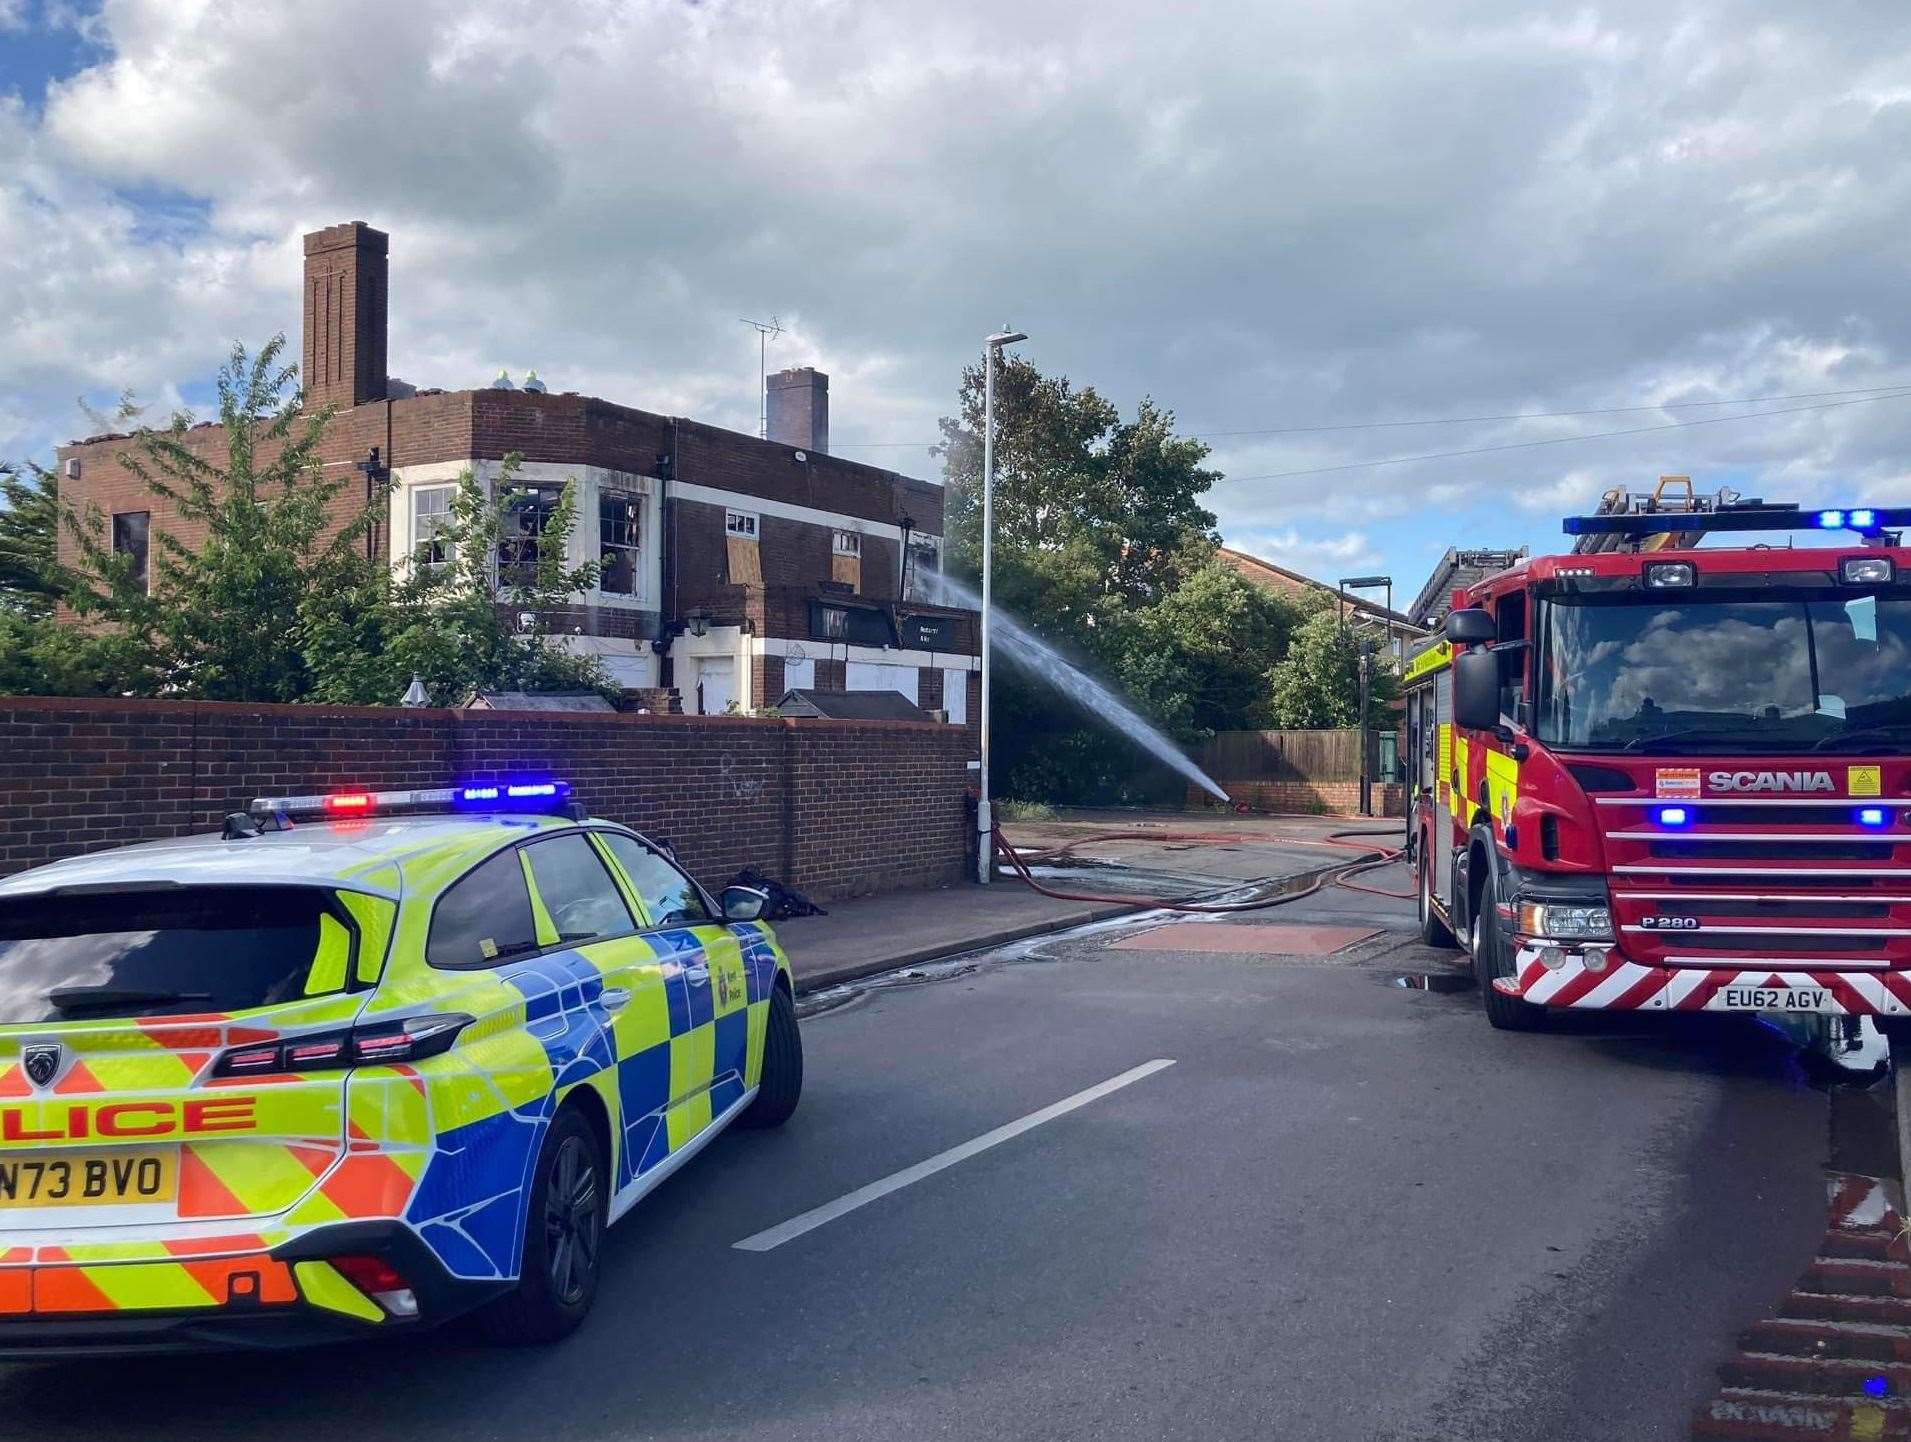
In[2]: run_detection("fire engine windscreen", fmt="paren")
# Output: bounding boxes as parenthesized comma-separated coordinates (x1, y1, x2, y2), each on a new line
(1535, 591, 1911, 752)
(0, 888, 344, 1023)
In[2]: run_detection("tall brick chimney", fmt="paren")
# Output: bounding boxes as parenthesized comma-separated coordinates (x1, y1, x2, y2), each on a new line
(301, 221, 388, 412)
(766, 366, 828, 453)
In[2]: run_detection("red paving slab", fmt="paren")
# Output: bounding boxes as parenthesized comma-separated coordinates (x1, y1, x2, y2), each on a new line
(1109, 921, 1380, 955)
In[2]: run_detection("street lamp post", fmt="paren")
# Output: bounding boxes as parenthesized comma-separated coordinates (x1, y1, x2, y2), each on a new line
(978, 327, 1027, 884)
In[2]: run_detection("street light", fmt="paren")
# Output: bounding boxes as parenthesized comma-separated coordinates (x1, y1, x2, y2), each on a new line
(978, 327, 1027, 885)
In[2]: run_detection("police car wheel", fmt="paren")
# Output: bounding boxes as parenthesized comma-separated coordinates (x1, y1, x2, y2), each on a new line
(737, 983, 803, 1129)
(1475, 867, 1543, 1032)
(476, 1107, 605, 1344)
(1418, 847, 1456, 949)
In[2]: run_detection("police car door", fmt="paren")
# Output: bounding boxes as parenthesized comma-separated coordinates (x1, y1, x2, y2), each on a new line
(594, 836, 747, 1160)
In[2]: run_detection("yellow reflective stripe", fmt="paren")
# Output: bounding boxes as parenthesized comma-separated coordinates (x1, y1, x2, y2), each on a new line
(294, 1261, 384, 1323)
(306, 913, 351, 996)
(339, 891, 397, 985)
(83, 1261, 216, 1311)
(1403, 640, 1452, 685)
(1486, 748, 1521, 828)
(520, 849, 559, 948)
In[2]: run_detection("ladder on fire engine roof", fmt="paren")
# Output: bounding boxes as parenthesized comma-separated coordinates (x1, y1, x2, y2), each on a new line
(1569, 475, 1742, 554)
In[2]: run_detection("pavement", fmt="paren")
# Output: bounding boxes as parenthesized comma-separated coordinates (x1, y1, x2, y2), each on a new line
(775, 809, 1398, 990)
(0, 842, 1850, 1441)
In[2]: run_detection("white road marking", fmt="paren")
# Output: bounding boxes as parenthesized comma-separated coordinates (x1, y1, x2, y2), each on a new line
(731, 1058, 1178, 1252)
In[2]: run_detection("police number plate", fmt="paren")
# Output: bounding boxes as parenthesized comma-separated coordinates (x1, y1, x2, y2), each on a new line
(0, 1149, 177, 1208)
(1719, 987, 1835, 1013)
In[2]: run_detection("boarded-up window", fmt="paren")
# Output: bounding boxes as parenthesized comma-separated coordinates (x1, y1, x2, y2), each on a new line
(830, 552, 861, 591)
(726, 533, 763, 586)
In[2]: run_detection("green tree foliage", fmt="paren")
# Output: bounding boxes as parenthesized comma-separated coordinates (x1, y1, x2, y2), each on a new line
(61, 337, 373, 701)
(1267, 607, 1401, 729)
(301, 459, 609, 706)
(0, 336, 610, 707)
(0, 461, 65, 617)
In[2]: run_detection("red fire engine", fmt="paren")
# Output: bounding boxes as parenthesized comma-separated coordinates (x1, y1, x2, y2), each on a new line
(1402, 480, 1911, 1037)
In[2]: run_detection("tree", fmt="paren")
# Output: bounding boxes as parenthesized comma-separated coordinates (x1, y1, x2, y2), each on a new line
(300, 458, 610, 706)
(1267, 607, 1400, 730)
(0, 462, 65, 617)
(61, 336, 377, 701)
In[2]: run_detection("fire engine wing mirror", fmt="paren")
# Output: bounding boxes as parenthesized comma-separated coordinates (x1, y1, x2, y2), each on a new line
(1444, 607, 1496, 645)
(1452, 650, 1501, 732)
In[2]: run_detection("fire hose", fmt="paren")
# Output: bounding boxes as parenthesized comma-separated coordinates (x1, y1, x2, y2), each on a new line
(991, 821, 1413, 914)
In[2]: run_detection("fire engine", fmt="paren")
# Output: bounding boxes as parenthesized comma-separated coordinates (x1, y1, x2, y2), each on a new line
(1402, 479, 1911, 1046)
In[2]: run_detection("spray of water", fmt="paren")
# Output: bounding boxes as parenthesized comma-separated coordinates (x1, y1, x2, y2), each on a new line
(925, 573, 1232, 803)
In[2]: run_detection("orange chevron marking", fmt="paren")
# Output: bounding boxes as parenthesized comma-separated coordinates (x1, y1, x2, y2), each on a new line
(161, 1233, 267, 1257)
(0, 1067, 29, 1099)
(319, 1153, 417, 1217)
(0, 1271, 27, 1316)
(178, 1257, 297, 1306)
(53, 1061, 104, 1095)
(177, 1146, 249, 1219)
(34, 1267, 116, 1314)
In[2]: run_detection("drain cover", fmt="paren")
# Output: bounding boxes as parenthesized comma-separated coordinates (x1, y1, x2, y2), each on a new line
(1110, 921, 1381, 955)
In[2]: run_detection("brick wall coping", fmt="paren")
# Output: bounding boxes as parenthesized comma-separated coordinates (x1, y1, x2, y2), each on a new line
(0, 694, 963, 734)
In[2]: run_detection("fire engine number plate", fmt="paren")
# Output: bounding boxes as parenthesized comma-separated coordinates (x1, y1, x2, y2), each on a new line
(1718, 987, 1834, 1014)
(0, 1149, 177, 1208)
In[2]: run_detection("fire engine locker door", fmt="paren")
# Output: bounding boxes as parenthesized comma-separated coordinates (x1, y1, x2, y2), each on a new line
(1432, 669, 1454, 901)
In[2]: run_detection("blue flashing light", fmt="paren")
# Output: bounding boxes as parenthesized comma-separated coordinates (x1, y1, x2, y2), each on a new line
(1817, 509, 1847, 529)
(1858, 806, 1890, 828)
(1865, 1376, 1890, 1399)
(1852, 508, 1878, 529)
(1656, 806, 1690, 827)
(453, 779, 569, 811)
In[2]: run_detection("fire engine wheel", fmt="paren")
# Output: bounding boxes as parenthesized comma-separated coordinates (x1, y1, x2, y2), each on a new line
(1474, 867, 1544, 1032)
(1417, 846, 1457, 949)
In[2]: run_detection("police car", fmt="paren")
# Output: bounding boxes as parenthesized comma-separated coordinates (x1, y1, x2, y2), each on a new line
(0, 780, 802, 1351)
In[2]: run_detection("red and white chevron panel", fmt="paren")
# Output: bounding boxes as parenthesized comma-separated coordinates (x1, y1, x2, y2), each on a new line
(1511, 947, 1911, 1015)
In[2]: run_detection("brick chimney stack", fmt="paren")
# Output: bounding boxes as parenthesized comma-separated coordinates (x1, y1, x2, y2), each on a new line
(301, 221, 388, 412)
(766, 366, 828, 453)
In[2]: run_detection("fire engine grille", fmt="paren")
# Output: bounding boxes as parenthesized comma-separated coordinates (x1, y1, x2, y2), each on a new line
(1645, 899, 1890, 920)
(1657, 932, 1890, 953)
(1648, 839, 1894, 862)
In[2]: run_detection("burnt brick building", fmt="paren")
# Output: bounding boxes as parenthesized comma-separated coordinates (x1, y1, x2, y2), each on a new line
(56, 221, 979, 726)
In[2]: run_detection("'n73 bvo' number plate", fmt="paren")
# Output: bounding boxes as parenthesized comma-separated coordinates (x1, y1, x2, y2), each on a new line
(0, 1149, 177, 1208)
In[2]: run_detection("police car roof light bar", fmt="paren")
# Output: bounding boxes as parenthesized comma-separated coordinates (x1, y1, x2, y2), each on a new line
(1564, 504, 1911, 540)
(250, 780, 574, 821)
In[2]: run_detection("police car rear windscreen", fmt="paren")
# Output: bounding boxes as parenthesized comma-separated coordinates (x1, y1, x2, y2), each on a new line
(0, 887, 348, 1023)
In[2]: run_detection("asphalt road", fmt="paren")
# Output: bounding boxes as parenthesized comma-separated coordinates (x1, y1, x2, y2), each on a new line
(0, 868, 1836, 1441)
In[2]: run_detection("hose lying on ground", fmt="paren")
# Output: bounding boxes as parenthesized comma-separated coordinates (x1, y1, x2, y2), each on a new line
(992, 819, 1413, 913)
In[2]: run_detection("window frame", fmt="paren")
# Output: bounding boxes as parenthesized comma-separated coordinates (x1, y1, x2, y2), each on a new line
(832, 529, 861, 557)
(725, 510, 760, 540)
(410, 484, 456, 576)
(111, 510, 151, 594)
(497, 483, 566, 587)
(597, 489, 643, 597)
(591, 828, 718, 933)
(518, 831, 640, 947)
(423, 826, 719, 971)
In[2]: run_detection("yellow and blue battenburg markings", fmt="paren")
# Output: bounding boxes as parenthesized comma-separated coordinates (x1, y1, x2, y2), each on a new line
(0, 775, 795, 1330)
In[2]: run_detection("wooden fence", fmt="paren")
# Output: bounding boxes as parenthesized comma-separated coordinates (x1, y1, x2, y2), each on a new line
(1195, 728, 1362, 783)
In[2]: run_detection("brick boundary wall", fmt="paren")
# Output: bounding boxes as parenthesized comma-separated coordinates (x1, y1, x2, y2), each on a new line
(0, 697, 974, 901)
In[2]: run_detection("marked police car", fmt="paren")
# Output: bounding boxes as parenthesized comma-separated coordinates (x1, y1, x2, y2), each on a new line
(0, 780, 802, 1351)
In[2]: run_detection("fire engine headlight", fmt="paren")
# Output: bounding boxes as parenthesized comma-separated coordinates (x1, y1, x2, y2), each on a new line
(1841, 555, 1895, 586)
(1643, 561, 1696, 589)
(1516, 901, 1613, 941)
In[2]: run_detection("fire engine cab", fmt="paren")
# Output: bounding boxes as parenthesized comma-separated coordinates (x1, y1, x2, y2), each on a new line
(1402, 481, 1911, 1039)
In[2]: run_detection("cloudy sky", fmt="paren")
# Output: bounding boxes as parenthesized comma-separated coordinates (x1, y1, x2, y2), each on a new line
(4, 0, 1911, 605)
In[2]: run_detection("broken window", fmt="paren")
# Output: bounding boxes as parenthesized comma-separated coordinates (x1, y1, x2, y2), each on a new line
(411, 486, 455, 576)
(498, 484, 563, 587)
(112, 511, 150, 593)
(599, 491, 641, 596)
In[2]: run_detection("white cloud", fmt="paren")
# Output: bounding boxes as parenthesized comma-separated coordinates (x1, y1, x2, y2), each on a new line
(0, 0, 1908, 592)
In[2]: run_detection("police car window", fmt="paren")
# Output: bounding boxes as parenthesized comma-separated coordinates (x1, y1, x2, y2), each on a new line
(523, 834, 635, 944)
(598, 834, 711, 929)
(427, 849, 540, 967)
(0, 887, 347, 1024)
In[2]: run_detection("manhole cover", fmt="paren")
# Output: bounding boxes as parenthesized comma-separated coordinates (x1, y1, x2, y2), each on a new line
(1110, 921, 1381, 955)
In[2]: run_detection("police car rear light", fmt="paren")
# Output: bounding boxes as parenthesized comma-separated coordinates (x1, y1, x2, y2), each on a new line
(330, 1255, 420, 1318)
(251, 779, 574, 822)
(209, 1014, 474, 1078)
